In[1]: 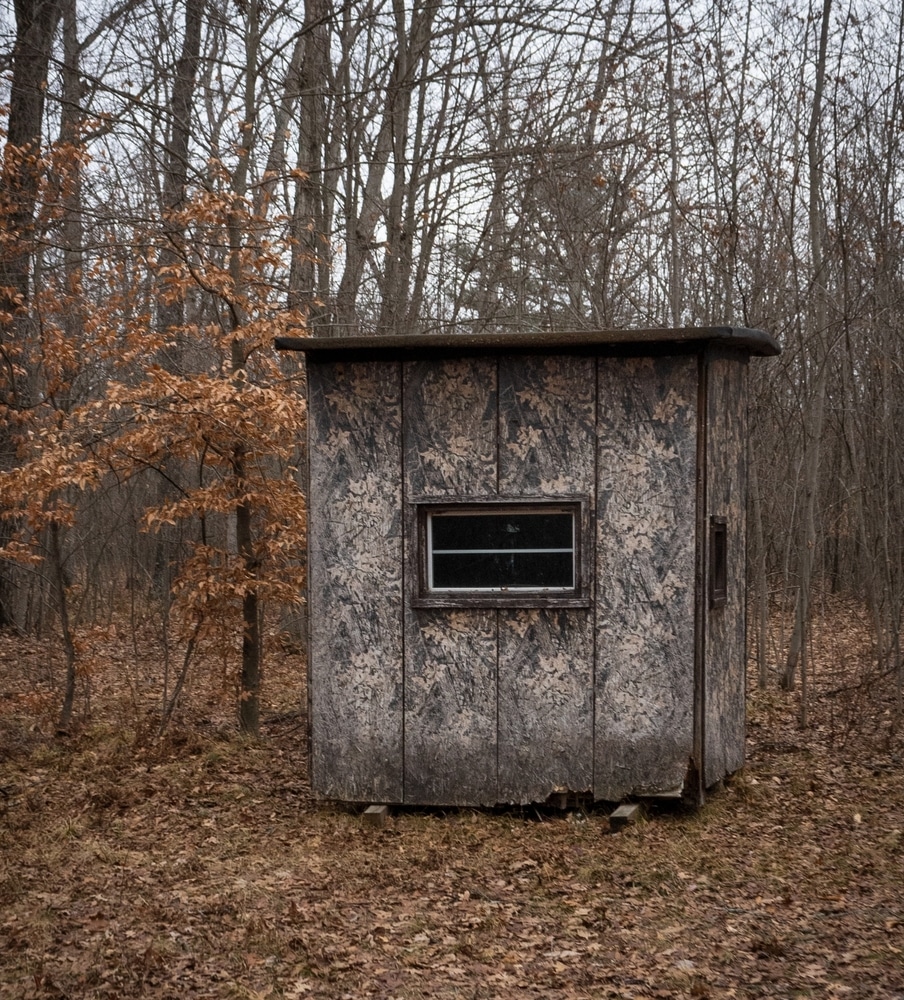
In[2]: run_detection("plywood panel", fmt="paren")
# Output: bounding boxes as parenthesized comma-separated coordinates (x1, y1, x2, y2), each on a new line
(497, 608, 594, 802)
(498, 354, 595, 802)
(307, 361, 404, 802)
(704, 357, 749, 786)
(403, 608, 499, 804)
(403, 358, 498, 804)
(499, 353, 596, 494)
(594, 355, 698, 799)
(404, 357, 497, 498)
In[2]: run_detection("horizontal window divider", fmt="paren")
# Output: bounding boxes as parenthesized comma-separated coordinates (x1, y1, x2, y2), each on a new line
(432, 547, 574, 555)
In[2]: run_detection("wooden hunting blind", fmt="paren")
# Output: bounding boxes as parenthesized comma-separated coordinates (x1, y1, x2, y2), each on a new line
(276, 326, 780, 807)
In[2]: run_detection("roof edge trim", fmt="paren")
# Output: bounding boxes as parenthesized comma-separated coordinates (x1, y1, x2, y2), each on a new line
(275, 326, 780, 358)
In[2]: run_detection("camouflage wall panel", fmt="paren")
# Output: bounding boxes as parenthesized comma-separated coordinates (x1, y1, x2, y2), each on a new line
(403, 358, 499, 804)
(497, 354, 596, 802)
(403, 357, 497, 498)
(594, 355, 698, 799)
(307, 361, 404, 802)
(704, 356, 749, 786)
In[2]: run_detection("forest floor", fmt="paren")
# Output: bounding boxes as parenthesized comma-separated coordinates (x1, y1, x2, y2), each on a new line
(1, 598, 902, 999)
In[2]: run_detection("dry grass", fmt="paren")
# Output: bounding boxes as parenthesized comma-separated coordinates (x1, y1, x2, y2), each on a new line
(1, 599, 903, 999)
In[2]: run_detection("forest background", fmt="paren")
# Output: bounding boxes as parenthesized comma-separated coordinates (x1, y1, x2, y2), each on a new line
(1, 0, 903, 732)
(2, 3, 904, 998)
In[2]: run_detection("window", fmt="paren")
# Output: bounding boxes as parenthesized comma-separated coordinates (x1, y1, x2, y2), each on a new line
(710, 516, 728, 608)
(414, 500, 589, 608)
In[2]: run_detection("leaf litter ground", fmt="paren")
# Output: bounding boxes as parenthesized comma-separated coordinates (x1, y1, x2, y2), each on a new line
(1, 599, 902, 999)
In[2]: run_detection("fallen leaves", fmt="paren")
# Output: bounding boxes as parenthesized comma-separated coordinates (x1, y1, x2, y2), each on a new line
(1, 607, 903, 998)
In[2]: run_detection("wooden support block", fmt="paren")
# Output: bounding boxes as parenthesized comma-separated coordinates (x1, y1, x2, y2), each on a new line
(363, 804, 389, 828)
(609, 803, 643, 831)
(547, 791, 569, 811)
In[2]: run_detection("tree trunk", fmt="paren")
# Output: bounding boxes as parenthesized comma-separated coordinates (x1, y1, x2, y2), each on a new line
(157, 0, 203, 350)
(228, 0, 263, 736)
(49, 524, 78, 733)
(781, 0, 833, 703)
(147, 0, 203, 598)
(750, 457, 770, 690)
(236, 485, 261, 737)
(288, 0, 333, 332)
(0, 0, 62, 628)
(663, 0, 682, 327)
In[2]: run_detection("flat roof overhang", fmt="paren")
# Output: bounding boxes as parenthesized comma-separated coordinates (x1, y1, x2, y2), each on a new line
(275, 326, 780, 361)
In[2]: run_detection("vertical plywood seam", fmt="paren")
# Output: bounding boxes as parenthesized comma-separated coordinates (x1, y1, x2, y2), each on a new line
(740, 361, 750, 772)
(399, 360, 406, 804)
(495, 354, 501, 499)
(695, 352, 708, 802)
(495, 353, 500, 802)
(591, 356, 599, 799)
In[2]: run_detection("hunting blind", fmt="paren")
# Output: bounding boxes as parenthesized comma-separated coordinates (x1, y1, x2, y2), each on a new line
(276, 326, 780, 807)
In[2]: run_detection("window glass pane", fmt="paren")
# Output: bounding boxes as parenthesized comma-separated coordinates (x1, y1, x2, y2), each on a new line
(428, 510, 575, 591)
(432, 551, 573, 589)
(431, 513, 573, 552)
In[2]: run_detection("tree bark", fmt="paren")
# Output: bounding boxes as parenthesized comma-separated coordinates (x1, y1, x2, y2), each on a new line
(227, 0, 263, 736)
(288, 0, 333, 332)
(49, 523, 78, 734)
(157, 0, 203, 350)
(781, 0, 833, 699)
(0, 0, 62, 628)
(663, 0, 682, 327)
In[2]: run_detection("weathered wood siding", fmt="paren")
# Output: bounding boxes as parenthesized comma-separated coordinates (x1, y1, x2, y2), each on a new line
(403, 358, 497, 499)
(497, 355, 596, 803)
(704, 356, 749, 786)
(403, 358, 499, 805)
(307, 361, 404, 802)
(306, 347, 751, 806)
(402, 354, 599, 805)
(594, 356, 698, 799)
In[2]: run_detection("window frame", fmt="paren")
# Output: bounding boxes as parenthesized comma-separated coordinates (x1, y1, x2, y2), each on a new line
(411, 498, 592, 609)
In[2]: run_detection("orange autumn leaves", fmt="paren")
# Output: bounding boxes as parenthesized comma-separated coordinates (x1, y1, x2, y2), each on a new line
(1, 182, 307, 722)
